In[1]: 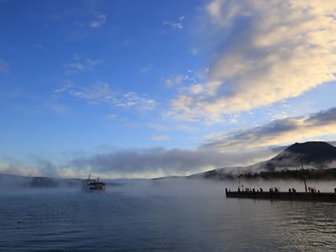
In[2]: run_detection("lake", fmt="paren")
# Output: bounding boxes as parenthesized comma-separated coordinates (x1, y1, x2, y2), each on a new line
(1, 178, 336, 251)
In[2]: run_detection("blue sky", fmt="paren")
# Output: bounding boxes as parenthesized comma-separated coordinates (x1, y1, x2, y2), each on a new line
(1, 0, 336, 178)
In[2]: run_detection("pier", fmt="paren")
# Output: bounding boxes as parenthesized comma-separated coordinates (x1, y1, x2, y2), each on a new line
(225, 188, 336, 202)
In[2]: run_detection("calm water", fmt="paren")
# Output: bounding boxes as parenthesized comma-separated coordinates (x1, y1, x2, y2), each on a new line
(1, 179, 336, 251)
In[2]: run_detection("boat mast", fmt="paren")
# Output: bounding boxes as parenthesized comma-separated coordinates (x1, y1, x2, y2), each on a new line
(299, 158, 308, 192)
(238, 167, 241, 189)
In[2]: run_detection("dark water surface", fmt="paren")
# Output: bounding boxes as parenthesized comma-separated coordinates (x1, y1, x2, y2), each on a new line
(1, 179, 336, 251)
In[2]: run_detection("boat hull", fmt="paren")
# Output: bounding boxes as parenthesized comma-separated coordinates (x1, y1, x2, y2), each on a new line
(82, 177, 106, 191)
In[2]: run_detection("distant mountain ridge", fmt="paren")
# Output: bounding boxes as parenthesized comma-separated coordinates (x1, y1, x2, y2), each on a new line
(260, 141, 336, 170)
(192, 141, 336, 180)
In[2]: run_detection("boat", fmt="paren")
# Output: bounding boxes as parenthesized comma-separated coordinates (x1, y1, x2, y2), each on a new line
(82, 174, 106, 191)
(225, 188, 336, 202)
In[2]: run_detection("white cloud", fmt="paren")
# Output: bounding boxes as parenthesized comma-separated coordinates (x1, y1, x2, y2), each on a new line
(54, 80, 73, 94)
(202, 107, 336, 152)
(164, 74, 185, 87)
(151, 135, 170, 141)
(57, 81, 156, 111)
(163, 16, 185, 30)
(64, 55, 102, 74)
(170, 0, 336, 123)
(121, 92, 156, 110)
(104, 114, 117, 120)
(89, 14, 107, 28)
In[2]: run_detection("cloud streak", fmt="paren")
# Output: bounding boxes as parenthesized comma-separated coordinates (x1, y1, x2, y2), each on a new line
(170, 0, 336, 122)
(64, 55, 102, 74)
(55, 81, 156, 111)
(151, 135, 170, 142)
(88, 13, 106, 28)
(202, 107, 336, 152)
(163, 16, 185, 30)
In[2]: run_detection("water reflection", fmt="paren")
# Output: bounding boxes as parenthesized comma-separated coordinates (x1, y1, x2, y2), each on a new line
(221, 199, 336, 251)
(0, 179, 336, 251)
(276, 202, 336, 250)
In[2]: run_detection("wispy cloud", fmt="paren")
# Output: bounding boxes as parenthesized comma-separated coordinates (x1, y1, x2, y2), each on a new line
(139, 65, 153, 74)
(170, 0, 336, 123)
(64, 55, 102, 74)
(164, 75, 185, 87)
(88, 13, 107, 28)
(163, 16, 185, 30)
(151, 135, 170, 142)
(56, 81, 156, 111)
(202, 107, 336, 152)
(104, 114, 117, 120)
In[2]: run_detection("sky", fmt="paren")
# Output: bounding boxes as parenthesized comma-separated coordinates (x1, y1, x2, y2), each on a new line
(1, 0, 336, 179)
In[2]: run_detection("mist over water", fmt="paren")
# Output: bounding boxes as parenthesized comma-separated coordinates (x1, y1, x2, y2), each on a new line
(1, 178, 336, 251)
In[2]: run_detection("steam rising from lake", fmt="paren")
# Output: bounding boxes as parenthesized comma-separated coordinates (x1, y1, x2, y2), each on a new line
(1, 176, 336, 251)
(1, 173, 336, 198)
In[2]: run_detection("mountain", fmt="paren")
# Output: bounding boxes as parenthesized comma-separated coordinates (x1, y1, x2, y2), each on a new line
(192, 141, 336, 180)
(257, 141, 336, 171)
